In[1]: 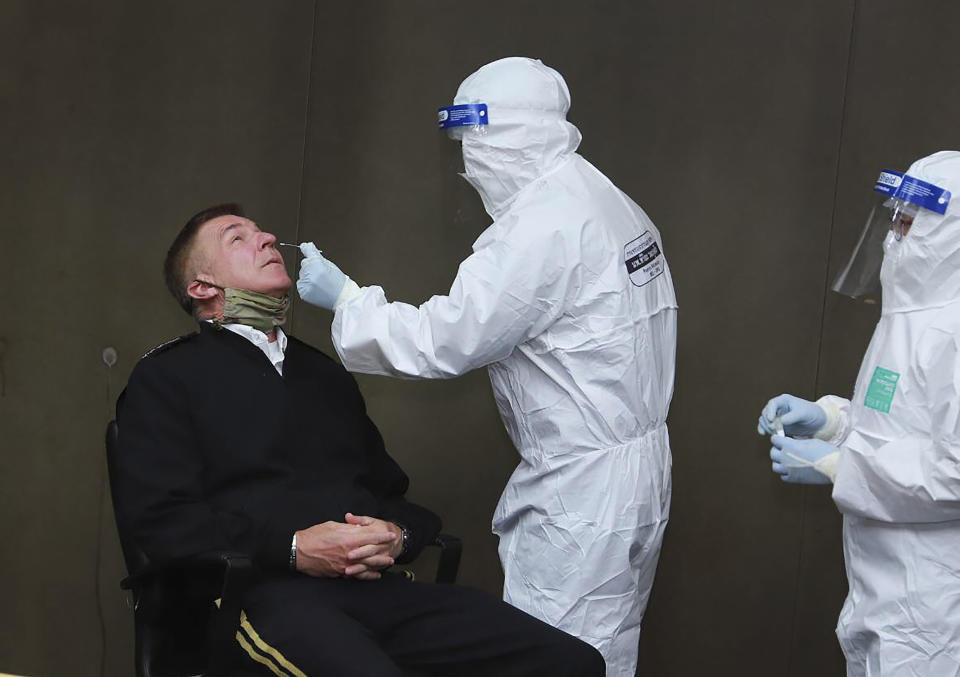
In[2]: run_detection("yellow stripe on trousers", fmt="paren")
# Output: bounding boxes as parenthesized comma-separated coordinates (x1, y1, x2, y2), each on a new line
(238, 610, 308, 677)
(213, 598, 308, 677)
(236, 630, 295, 677)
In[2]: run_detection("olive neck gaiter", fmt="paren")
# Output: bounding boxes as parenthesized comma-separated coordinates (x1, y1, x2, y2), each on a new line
(200, 283, 289, 334)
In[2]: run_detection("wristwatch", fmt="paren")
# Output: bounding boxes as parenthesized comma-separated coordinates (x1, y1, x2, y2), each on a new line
(397, 524, 411, 559)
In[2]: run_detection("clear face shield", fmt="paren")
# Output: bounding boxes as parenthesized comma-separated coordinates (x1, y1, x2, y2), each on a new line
(437, 103, 488, 141)
(832, 169, 951, 302)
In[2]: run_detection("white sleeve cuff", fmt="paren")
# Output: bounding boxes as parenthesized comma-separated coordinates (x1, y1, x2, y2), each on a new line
(814, 451, 840, 483)
(334, 278, 363, 309)
(815, 396, 846, 443)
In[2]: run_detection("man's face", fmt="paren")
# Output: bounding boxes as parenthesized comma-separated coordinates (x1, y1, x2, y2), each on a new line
(195, 215, 291, 296)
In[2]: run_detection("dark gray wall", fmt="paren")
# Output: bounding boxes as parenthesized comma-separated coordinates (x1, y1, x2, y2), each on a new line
(2, 1, 958, 675)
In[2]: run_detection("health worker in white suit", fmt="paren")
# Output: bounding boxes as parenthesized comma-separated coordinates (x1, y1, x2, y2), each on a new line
(759, 151, 960, 676)
(296, 57, 678, 677)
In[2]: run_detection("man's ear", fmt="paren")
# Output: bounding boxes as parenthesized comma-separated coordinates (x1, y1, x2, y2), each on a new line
(187, 278, 221, 302)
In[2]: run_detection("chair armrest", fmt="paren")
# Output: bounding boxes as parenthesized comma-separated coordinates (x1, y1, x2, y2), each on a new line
(119, 551, 253, 677)
(207, 553, 254, 677)
(120, 550, 253, 591)
(428, 533, 462, 584)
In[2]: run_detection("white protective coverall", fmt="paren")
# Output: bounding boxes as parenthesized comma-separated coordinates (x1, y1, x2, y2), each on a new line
(817, 151, 960, 676)
(331, 57, 678, 676)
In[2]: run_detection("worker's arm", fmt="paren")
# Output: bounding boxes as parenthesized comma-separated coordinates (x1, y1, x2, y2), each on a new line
(331, 216, 583, 379)
(833, 326, 960, 523)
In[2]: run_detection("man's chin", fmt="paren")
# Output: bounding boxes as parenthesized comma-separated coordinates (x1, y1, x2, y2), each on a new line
(267, 284, 292, 298)
(260, 273, 293, 298)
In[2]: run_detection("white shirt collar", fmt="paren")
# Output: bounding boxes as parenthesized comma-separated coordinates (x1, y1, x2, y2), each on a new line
(209, 321, 287, 375)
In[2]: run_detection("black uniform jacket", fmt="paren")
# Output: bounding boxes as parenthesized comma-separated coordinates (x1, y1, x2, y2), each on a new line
(114, 322, 441, 572)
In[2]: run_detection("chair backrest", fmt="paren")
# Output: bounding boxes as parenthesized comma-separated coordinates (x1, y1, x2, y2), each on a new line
(105, 419, 211, 677)
(105, 420, 151, 576)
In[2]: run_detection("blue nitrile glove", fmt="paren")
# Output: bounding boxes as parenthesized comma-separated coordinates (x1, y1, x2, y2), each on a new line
(297, 242, 347, 310)
(769, 435, 836, 484)
(757, 394, 827, 437)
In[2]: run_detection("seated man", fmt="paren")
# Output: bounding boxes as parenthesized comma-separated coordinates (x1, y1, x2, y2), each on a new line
(113, 203, 605, 677)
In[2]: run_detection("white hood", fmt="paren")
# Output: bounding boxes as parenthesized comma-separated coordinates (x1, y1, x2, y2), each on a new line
(453, 57, 582, 217)
(881, 150, 960, 314)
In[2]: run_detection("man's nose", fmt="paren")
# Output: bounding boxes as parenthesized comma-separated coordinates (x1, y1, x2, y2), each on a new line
(260, 231, 277, 249)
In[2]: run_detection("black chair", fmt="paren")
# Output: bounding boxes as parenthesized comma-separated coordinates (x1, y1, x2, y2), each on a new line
(106, 420, 463, 677)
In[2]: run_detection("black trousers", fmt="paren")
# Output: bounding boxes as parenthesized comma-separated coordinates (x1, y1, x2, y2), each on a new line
(235, 572, 605, 676)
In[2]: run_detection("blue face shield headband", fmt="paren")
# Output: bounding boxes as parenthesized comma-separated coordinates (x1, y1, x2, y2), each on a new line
(874, 169, 951, 216)
(832, 169, 952, 302)
(437, 103, 488, 140)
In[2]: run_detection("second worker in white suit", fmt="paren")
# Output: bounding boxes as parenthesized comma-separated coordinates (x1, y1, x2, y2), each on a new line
(296, 57, 678, 677)
(759, 151, 960, 675)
